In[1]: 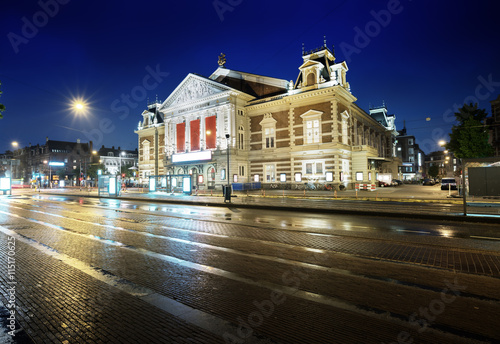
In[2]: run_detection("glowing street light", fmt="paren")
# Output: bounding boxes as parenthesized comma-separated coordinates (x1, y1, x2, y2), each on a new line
(70, 97, 90, 116)
(438, 140, 446, 147)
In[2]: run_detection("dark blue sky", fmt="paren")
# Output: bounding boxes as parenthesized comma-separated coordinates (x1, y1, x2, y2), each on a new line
(1, 0, 499, 154)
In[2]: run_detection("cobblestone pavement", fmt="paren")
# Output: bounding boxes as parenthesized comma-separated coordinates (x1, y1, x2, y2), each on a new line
(0, 194, 499, 343)
(20, 186, 500, 221)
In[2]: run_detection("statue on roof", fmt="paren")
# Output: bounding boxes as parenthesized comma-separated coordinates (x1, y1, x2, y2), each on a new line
(218, 53, 226, 68)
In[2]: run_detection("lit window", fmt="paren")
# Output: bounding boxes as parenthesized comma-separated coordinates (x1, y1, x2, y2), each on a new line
(356, 172, 363, 181)
(306, 163, 313, 174)
(265, 164, 276, 182)
(303, 161, 324, 175)
(265, 128, 275, 148)
(326, 172, 333, 182)
(260, 114, 277, 150)
(295, 173, 302, 182)
(300, 110, 323, 145)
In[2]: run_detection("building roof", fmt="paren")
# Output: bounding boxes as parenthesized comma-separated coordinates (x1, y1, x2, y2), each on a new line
(209, 68, 288, 98)
(47, 140, 91, 153)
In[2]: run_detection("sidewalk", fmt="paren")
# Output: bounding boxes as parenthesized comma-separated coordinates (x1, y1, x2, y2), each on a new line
(11, 186, 500, 224)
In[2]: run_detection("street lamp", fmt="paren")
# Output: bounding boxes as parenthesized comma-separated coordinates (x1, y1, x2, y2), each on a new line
(119, 151, 126, 177)
(71, 98, 89, 116)
(11, 141, 18, 180)
(43, 160, 52, 188)
(225, 134, 230, 203)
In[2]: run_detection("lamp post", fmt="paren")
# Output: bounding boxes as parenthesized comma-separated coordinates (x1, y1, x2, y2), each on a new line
(225, 134, 230, 203)
(43, 160, 51, 188)
(11, 141, 19, 181)
(439, 139, 466, 215)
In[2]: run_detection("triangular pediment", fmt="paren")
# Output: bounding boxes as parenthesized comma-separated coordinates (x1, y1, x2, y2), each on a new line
(161, 74, 233, 109)
(298, 60, 323, 70)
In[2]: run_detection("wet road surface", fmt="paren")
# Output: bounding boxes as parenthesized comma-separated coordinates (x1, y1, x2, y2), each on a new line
(0, 194, 499, 343)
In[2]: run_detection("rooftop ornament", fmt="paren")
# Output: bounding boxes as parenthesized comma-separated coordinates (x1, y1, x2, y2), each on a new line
(218, 53, 226, 68)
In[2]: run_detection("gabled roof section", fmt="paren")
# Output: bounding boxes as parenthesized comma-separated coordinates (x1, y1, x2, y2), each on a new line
(210, 67, 288, 98)
(161, 73, 236, 109)
(298, 60, 324, 70)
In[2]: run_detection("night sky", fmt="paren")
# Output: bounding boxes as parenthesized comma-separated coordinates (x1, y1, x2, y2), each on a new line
(1, 0, 499, 155)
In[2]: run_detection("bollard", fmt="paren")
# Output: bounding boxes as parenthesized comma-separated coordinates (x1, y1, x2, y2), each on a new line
(334, 190, 337, 198)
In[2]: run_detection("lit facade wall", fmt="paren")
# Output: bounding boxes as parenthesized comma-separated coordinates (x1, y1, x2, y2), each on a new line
(135, 47, 399, 190)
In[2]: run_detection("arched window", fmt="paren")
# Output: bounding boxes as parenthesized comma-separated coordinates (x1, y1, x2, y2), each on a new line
(306, 73, 315, 86)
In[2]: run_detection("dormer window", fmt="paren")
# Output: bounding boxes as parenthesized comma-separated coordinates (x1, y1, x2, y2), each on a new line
(306, 72, 316, 86)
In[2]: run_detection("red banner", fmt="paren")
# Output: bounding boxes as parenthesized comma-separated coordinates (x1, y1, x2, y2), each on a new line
(190, 119, 200, 151)
(177, 122, 185, 152)
(205, 116, 216, 149)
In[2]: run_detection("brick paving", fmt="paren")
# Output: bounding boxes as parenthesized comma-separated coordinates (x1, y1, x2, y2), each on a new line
(0, 233, 226, 344)
(1, 194, 499, 343)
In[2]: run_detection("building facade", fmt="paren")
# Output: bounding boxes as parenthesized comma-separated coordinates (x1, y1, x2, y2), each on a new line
(10, 138, 93, 185)
(97, 146, 138, 176)
(136, 46, 400, 190)
(395, 124, 425, 180)
(135, 102, 165, 182)
(425, 150, 460, 178)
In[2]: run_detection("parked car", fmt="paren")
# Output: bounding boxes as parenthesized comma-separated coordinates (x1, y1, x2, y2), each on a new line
(378, 181, 389, 187)
(422, 178, 435, 185)
(441, 178, 457, 190)
(392, 179, 403, 186)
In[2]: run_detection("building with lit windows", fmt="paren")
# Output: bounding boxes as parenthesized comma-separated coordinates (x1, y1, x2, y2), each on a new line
(136, 44, 401, 190)
(395, 124, 425, 180)
(9, 137, 93, 185)
(97, 146, 138, 176)
(135, 101, 166, 182)
(425, 150, 459, 178)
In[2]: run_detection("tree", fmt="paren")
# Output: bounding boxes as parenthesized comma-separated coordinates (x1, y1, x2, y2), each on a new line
(446, 103, 493, 158)
(120, 165, 133, 178)
(86, 163, 105, 179)
(0, 81, 5, 119)
(428, 165, 439, 178)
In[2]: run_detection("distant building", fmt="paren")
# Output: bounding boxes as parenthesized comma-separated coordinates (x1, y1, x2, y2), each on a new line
(10, 137, 93, 185)
(134, 100, 165, 182)
(395, 124, 425, 180)
(488, 94, 500, 156)
(97, 146, 138, 175)
(0, 151, 16, 178)
(425, 150, 459, 178)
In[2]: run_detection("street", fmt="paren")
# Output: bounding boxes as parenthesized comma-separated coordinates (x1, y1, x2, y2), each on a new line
(0, 194, 499, 343)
